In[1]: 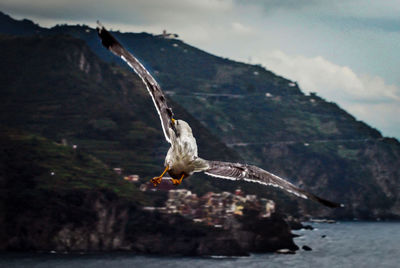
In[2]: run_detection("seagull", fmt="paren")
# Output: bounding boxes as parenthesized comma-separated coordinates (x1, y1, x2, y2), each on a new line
(96, 24, 342, 208)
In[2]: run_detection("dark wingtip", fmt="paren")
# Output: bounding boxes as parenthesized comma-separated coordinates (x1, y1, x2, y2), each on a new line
(95, 22, 120, 50)
(312, 194, 344, 208)
(96, 20, 103, 29)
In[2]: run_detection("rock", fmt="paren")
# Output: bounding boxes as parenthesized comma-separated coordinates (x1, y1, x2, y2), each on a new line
(310, 219, 336, 224)
(286, 218, 303, 230)
(302, 245, 312, 251)
(196, 237, 247, 256)
(303, 225, 314, 230)
(233, 209, 299, 253)
(285, 217, 313, 230)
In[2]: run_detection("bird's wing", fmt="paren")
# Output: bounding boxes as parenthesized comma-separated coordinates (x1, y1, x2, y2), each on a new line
(96, 24, 175, 143)
(204, 161, 342, 208)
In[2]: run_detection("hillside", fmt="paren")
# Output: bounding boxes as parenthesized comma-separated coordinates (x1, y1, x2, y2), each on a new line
(1, 11, 400, 219)
(0, 128, 139, 250)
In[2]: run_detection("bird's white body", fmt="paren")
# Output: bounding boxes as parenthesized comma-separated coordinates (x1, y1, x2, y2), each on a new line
(165, 120, 209, 178)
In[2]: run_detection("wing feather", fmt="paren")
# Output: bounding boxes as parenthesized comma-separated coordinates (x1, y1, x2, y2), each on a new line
(96, 24, 175, 143)
(204, 161, 342, 208)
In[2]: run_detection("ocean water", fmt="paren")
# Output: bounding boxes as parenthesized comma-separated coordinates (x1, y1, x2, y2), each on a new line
(1, 222, 399, 268)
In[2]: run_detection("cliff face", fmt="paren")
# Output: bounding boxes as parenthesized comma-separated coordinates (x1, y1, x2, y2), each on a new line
(52, 192, 129, 251)
(125, 209, 297, 256)
(5, 191, 296, 255)
(0, 129, 132, 251)
(4, 190, 127, 251)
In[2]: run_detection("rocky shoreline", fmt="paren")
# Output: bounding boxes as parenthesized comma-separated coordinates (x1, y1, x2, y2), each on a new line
(1, 189, 298, 256)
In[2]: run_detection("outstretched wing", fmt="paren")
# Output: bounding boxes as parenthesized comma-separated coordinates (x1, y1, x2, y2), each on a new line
(204, 161, 342, 208)
(96, 23, 175, 143)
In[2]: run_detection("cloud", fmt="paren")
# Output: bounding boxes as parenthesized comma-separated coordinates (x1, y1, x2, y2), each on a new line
(346, 102, 400, 138)
(325, 17, 400, 33)
(257, 50, 400, 101)
(231, 22, 254, 35)
(0, 0, 242, 44)
(0, 0, 234, 24)
(237, 0, 400, 19)
(255, 50, 400, 137)
(235, 0, 322, 11)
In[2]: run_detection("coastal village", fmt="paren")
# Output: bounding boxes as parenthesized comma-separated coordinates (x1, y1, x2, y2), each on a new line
(123, 173, 276, 228)
(162, 188, 276, 228)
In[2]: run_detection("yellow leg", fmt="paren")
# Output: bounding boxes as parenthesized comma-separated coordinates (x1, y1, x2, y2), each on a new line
(150, 165, 169, 186)
(171, 174, 185, 186)
(171, 118, 176, 124)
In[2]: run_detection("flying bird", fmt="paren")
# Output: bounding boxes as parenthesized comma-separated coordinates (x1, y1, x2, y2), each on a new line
(96, 24, 342, 208)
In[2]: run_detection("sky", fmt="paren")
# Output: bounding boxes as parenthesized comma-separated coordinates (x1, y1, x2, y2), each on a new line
(1, 0, 399, 139)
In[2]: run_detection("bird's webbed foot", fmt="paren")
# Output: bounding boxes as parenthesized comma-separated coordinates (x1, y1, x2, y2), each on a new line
(171, 174, 185, 186)
(150, 165, 169, 187)
(151, 176, 162, 186)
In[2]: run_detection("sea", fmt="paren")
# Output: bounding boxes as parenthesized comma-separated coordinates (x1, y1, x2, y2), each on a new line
(1, 222, 399, 268)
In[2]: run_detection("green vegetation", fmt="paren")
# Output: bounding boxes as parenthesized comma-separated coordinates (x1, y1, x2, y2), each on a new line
(0, 128, 145, 200)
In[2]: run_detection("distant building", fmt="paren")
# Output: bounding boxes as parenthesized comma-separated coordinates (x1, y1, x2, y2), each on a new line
(235, 188, 243, 196)
(139, 180, 275, 227)
(161, 188, 274, 227)
(156, 30, 179, 39)
(260, 198, 275, 218)
(139, 184, 147, 192)
(234, 205, 244, 216)
(113, 168, 123, 175)
(246, 194, 257, 202)
(124, 174, 139, 182)
(140, 178, 175, 191)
